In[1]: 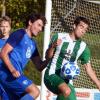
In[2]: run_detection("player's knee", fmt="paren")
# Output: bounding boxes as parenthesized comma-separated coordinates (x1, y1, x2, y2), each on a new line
(30, 87, 40, 98)
(32, 87, 40, 98)
(63, 87, 71, 97)
(26, 84, 40, 98)
(58, 83, 71, 97)
(63, 88, 71, 97)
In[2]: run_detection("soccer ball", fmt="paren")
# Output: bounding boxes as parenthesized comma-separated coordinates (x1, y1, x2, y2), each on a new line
(60, 62, 80, 80)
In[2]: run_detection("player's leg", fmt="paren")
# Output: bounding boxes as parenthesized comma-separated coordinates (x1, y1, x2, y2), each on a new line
(57, 83, 76, 100)
(44, 74, 71, 99)
(66, 84, 76, 100)
(58, 82, 71, 97)
(20, 83, 40, 100)
(0, 74, 39, 100)
(12, 75, 39, 100)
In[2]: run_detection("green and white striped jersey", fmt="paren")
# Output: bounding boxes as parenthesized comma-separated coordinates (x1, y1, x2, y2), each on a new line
(47, 33, 91, 75)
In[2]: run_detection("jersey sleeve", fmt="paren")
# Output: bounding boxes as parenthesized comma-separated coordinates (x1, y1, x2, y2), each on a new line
(31, 48, 40, 58)
(79, 45, 91, 64)
(6, 29, 25, 48)
(31, 40, 40, 58)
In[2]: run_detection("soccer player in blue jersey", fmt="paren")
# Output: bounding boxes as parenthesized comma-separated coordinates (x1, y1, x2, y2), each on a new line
(0, 16, 11, 50)
(0, 13, 48, 100)
(0, 16, 11, 100)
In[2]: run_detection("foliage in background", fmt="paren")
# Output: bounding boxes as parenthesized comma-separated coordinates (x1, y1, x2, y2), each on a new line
(0, 0, 46, 29)
(82, 33, 100, 59)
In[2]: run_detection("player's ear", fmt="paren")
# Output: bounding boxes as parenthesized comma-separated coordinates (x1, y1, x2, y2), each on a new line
(28, 20, 32, 26)
(73, 24, 76, 29)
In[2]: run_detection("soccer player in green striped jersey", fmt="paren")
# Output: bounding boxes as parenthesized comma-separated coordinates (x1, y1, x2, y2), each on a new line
(44, 16, 100, 100)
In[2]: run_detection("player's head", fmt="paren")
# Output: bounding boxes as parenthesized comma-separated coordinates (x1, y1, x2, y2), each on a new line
(0, 16, 11, 38)
(73, 16, 90, 39)
(25, 13, 46, 37)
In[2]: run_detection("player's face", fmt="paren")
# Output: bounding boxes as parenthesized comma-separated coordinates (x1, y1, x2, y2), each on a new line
(0, 21, 11, 36)
(74, 21, 89, 39)
(30, 19, 44, 37)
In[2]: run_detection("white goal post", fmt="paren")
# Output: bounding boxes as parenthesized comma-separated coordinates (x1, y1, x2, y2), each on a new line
(40, 0, 52, 100)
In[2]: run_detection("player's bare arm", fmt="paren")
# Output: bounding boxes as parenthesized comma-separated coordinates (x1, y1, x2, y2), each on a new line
(84, 63, 100, 90)
(45, 39, 62, 59)
(31, 55, 49, 71)
(0, 43, 20, 77)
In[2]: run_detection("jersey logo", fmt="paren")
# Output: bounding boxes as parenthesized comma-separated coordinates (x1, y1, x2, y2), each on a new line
(64, 50, 72, 61)
(22, 80, 28, 85)
(26, 47, 31, 58)
(62, 37, 66, 40)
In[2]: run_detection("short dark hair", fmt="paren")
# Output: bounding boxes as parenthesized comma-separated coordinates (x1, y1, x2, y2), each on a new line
(0, 16, 11, 26)
(74, 16, 90, 26)
(25, 13, 46, 27)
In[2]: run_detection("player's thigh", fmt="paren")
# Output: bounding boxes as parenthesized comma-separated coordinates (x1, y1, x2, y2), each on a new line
(44, 74, 65, 94)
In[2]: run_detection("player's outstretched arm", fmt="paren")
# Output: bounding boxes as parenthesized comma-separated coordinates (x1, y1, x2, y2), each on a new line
(45, 39, 62, 59)
(84, 63, 100, 91)
(0, 43, 20, 77)
(31, 55, 49, 71)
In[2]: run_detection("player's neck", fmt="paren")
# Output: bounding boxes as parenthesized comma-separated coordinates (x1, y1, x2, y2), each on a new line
(2, 34, 9, 39)
(25, 28, 32, 38)
(69, 32, 80, 41)
(69, 32, 76, 41)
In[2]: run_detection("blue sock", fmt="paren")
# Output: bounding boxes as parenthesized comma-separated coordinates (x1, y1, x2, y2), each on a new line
(20, 94, 34, 100)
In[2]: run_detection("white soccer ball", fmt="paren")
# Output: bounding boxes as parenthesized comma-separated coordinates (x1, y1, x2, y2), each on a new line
(60, 62, 80, 80)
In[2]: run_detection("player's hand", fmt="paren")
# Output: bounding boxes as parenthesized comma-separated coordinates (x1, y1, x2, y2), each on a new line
(96, 80, 100, 91)
(51, 39, 62, 48)
(97, 80, 100, 91)
(11, 70, 21, 78)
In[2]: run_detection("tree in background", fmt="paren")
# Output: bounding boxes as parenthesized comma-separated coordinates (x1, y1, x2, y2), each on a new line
(1, 0, 6, 16)
(0, 0, 46, 29)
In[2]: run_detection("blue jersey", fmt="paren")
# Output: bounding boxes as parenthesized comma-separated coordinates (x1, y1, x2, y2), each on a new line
(0, 38, 7, 50)
(2, 29, 39, 73)
(0, 38, 8, 64)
